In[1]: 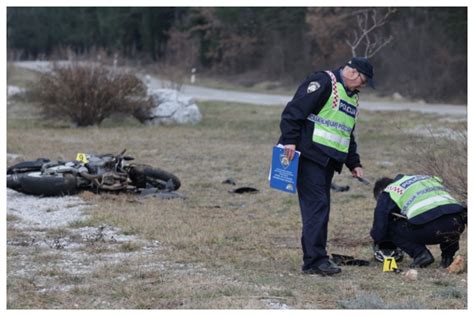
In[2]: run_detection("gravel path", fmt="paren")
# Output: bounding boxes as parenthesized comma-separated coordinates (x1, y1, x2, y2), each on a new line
(7, 189, 90, 229)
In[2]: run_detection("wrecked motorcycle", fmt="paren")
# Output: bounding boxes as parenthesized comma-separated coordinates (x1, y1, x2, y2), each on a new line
(7, 149, 181, 196)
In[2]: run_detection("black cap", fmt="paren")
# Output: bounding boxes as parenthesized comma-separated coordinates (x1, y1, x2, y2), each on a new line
(347, 57, 375, 88)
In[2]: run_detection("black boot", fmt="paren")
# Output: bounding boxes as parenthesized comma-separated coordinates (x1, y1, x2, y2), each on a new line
(303, 259, 342, 276)
(410, 249, 434, 268)
(440, 256, 454, 268)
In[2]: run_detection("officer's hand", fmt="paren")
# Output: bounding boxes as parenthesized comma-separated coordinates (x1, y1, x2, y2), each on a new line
(351, 167, 364, 178)
(284, 144, 296, 161)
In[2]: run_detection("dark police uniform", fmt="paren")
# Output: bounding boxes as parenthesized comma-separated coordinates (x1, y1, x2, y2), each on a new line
(278, 68, 362, 272)
(371, 174, 466, 262)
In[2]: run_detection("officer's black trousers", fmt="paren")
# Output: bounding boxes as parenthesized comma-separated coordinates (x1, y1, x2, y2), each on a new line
(297, 156, 335, 271)
(388, 212, 466, 259)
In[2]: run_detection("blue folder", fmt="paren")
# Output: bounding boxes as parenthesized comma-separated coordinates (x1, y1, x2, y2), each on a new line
(269, 145, 300, 194)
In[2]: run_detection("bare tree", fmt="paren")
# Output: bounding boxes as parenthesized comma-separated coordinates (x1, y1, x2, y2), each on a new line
(345, 8, 396, 58)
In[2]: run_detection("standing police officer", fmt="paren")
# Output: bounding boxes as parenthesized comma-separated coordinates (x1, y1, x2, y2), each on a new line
(278, 57, 374, 275)
(371, 175, 467, 268)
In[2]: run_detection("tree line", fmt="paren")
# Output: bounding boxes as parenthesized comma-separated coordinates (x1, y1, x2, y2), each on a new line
(7, 7, 467, 103)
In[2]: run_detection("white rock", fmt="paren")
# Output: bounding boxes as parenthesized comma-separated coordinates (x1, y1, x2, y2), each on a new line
(173, 104, 202, 125)
(151, 101, 179, 117)
(146, 88, 202, 125)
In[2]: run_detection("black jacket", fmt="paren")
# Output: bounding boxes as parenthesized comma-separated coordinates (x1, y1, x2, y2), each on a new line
(278, 68, 362, 173)
(370, 174, 465, 243)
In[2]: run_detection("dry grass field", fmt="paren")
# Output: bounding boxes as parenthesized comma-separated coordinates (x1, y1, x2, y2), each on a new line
(6, 66, 467, 309)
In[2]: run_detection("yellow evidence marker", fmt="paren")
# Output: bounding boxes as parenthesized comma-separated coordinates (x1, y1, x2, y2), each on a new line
(76, 153, 89, 164)
(383, 257, 399, 272)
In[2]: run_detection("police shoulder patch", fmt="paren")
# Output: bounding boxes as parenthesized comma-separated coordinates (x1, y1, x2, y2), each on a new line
(307, 81, 320, 93)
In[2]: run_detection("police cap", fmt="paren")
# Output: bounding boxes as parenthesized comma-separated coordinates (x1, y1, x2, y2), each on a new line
(347, 57, 375, 88)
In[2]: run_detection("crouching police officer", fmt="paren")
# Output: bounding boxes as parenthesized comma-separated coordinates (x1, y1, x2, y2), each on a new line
(371, 175, 467, 268)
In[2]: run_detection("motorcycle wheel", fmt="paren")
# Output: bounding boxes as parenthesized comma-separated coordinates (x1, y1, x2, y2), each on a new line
(129, 165, 181, 191)
(7, 173, 31, 192)
(20, 172, 78, 196)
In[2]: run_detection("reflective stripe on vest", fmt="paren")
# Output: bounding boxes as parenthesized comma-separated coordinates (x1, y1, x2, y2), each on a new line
(313, 129, 350, 148)
(308, 70, 358, 154)
(307, 113, 352, 133)
(384, 175, 459, 219)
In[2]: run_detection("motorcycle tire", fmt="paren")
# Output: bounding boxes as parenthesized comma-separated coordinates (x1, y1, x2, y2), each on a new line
(7, 173, 25, 191)
(20, 172, 78, 196)
(129, 165, 181, 191)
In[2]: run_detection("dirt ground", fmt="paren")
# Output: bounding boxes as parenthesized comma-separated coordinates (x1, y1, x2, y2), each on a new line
(5, 65, 468, 309)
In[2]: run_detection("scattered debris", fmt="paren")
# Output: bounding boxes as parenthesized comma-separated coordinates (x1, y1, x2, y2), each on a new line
(229, 187, 259, 194)
(222, 178, 236, 185)
(331, 183, 350, 192)
(331, 253, 370, 266)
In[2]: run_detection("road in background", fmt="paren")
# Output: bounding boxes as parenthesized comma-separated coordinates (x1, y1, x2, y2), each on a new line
(13, 61, 467, 117)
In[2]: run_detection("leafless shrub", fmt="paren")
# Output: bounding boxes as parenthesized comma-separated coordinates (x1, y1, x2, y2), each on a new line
(32, 62, 153, 126)
(405, 123, 467, 202)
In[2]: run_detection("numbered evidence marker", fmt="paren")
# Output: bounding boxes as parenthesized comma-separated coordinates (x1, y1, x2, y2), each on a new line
(383, 257, 399, 272)
(76, 153, 89, 164)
